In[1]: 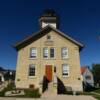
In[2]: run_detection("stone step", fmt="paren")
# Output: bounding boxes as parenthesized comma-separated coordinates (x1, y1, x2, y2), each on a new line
(42, 82, 57, 98)
(42, 91, 57, 98)
(48, 83, 53, 91)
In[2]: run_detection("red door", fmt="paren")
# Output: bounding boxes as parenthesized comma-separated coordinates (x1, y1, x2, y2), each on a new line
(45, 65, 52, 82)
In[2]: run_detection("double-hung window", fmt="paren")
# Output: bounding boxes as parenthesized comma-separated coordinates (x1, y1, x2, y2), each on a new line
(61, 47, 68, 59)
(50, 48, 55, 58)
(62, 64, 69, 77)
(29, 64, 35, 76)
(43, 48, 49, 58)
(30, 48, 37, 58)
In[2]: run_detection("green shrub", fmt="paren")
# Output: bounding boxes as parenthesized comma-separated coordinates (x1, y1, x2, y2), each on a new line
(0, 91, 5, 96)
(0, 82, 41, 98)
(5, 82, 15, 91)
(0, 82, 15, 96)
(24, 88, 41, 98)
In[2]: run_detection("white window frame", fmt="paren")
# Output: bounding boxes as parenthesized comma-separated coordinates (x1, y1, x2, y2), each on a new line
(61, 47, 68, 59)
(50, 48, 55, 58)
(30, 47, 37, 59)
(62, 64, 69, 77)
(29, 64, 35, 76)
(43, 47, 49, 59)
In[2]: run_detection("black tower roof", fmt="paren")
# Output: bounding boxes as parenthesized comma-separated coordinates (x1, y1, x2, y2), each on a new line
(42, 9, 57, 17)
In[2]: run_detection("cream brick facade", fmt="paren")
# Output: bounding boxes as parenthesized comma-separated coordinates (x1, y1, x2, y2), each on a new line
(15, 30, 83, 92)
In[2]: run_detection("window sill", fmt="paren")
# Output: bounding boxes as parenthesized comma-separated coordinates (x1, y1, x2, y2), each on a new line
(61, 58, 69, 60)
(50, 58, 55, 59)
(43, 58, 49, 59)
(43, 58, 56, 60)
(62, 75, 69, 78)
(29, 58, 37, 60)
(28, 76, 37, 79)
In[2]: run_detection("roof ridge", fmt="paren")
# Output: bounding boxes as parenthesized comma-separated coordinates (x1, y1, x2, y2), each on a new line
(13, 25, 84, 51)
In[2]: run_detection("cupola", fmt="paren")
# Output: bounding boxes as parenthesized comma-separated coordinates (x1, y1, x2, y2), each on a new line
(39, 9, 59, 29)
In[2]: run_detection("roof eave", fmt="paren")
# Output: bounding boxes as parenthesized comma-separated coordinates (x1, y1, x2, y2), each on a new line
(13, 25, 84, 51)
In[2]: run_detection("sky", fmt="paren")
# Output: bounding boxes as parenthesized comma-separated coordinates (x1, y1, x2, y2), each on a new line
(0, 0, 100, 70)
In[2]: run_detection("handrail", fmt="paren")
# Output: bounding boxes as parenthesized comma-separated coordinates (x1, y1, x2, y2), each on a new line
(53, 74, 57, 85)
(42, 75, 49, 93)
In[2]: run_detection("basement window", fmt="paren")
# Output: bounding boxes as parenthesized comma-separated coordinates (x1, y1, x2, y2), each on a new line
(29, 84, 34, 89)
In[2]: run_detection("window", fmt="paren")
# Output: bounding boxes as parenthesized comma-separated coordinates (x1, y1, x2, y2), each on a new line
(29, 64, 35, 76)
(54, 66, 56, 73)
(43, 48, 49, 58)
(29, 84, 34, 89)
(30, 48, 37, 58)
(47, 34, 51, 40)
(50, 48, 55, 58)
(62, 64, 69, 77)
(61, 47, 68, 59)
(85, 75, 91, 80)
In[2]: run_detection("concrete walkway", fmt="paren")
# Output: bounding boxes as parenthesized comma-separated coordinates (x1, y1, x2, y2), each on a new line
(0, 95, 97, 100)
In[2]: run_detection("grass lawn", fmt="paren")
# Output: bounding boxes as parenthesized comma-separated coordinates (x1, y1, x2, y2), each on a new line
(92, 88, 100, 100)
(0, 82, 100, 99)
(92, 94, 100, 100)
(0, 82, 41, 98)
(82, 88, 100, 100)
(93, 88, 100, 94)
(81, 92, 100, 100)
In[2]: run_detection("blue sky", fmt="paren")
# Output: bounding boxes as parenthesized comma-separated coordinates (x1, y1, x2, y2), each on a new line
(0, 0, 100, 69)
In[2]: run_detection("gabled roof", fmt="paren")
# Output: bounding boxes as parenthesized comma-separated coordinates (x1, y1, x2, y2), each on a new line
(13, 25, 84, 51)
(81, 66, 92, 74)
(81, 67, 87, 74)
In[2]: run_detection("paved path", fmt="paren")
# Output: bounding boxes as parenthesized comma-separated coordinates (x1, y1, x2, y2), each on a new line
(0, 95, 97, 100)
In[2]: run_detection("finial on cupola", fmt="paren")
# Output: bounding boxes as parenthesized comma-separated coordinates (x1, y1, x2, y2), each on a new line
(39, 9, 59, 29)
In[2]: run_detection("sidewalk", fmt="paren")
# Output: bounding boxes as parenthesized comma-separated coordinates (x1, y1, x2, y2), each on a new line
(0, 95, 97, 100)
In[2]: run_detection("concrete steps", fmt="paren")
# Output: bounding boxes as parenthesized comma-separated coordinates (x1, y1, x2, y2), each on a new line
(42, 82, 57, 98)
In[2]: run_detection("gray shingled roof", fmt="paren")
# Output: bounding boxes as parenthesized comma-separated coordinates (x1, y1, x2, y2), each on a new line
(13, 25, 84, 51)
